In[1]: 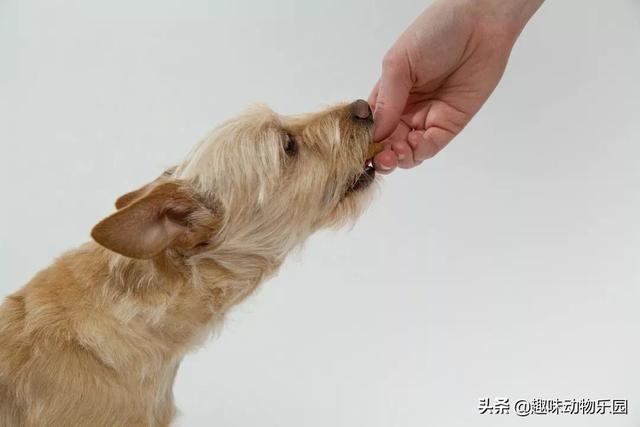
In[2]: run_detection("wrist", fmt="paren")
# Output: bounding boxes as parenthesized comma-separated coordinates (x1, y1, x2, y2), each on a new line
(465, 0, 544, 42)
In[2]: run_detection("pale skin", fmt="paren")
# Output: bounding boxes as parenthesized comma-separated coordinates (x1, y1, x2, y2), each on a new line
(370, 0, 545, 172)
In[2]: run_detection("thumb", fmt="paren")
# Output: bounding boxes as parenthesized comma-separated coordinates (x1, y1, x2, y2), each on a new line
(371, 57, 411, 141)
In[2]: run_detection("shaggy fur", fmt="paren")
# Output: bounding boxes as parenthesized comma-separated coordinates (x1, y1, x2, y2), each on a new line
(0, 101, 380, 426)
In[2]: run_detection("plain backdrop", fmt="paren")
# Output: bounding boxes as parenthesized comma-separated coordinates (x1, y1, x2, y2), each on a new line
(1, 1, 639, 426)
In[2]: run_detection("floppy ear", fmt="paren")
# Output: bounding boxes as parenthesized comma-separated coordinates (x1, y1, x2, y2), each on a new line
(115, 167, 177, 210)
(92, 180, 218, 259)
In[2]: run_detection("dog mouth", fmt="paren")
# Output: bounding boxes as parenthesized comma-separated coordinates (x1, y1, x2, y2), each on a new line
(347, 142, 384, 193)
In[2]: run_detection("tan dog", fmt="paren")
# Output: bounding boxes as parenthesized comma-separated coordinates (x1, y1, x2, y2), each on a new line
(0, 100, 382, 426)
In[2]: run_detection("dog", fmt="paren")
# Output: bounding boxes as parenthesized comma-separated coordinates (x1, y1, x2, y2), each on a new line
(0, 99, 383, 426)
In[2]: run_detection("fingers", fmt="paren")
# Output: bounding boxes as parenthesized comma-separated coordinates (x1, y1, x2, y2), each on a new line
(391, 140, 417, 169)
(371, 54, 412, 142)
(391, 99, 467, 168)
(373, 140, 422, 172)
(408, 127, 456, 161)
(373, 149, 398, 174)
(373, 126, 455, 172)
(372, 120, 412, 173)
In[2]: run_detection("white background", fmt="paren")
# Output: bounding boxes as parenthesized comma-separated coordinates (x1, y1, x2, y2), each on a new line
(1, 1, 639, 426)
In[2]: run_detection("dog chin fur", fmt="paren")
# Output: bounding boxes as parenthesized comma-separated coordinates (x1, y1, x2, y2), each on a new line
(0, 101, 377, 427)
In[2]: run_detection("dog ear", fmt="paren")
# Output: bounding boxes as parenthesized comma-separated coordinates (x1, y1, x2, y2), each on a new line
(92, 180, 219, 259)
(115, 167, 177, 210)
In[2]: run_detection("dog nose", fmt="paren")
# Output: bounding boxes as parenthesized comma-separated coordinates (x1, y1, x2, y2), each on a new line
(350, 99, 372, 121)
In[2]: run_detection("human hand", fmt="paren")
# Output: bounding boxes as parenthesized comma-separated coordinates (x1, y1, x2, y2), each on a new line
(370, 0, 543, 172)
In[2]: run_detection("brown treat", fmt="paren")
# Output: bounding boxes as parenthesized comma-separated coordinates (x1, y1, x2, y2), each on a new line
(367, 142, 385, 160)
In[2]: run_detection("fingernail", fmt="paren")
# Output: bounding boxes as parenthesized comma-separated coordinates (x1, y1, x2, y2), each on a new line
(397, 153, 406, 161)
(379, 163, 392, 171)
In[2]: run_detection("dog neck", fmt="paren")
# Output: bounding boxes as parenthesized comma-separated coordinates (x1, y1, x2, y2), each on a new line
(68, 241, 284, 380)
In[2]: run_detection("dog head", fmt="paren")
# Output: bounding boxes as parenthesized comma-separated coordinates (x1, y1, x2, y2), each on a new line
(92, 100, 381, 262)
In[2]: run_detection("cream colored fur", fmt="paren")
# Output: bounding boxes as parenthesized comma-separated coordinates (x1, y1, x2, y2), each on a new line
(0, 101, 378, 426)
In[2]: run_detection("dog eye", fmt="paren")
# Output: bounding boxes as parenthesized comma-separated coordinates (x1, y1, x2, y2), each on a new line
(283, 133, 298, 156)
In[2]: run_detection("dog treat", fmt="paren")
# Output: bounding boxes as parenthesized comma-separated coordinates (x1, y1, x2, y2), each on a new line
(367, 142, 385, 160)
